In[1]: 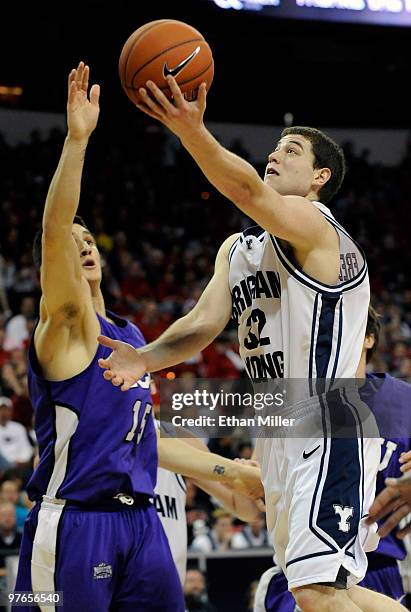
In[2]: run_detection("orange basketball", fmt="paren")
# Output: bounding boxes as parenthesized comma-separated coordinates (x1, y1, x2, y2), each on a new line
(119, 20, 214, 105)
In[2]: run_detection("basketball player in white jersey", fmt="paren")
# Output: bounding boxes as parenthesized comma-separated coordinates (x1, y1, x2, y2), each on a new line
(97, 77, 405, 610)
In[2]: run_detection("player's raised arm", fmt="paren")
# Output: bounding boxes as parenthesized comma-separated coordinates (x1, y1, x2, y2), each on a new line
(136, 76, 337, 254)
(98, 233, 238, 390)
(40, 62, 100, 317)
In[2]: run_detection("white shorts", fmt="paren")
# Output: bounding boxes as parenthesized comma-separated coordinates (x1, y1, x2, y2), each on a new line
(256, 396, 381, 591)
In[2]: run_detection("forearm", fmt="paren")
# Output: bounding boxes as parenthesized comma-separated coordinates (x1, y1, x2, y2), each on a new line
(192, 479, 261, 522)
(158, 437, 237, 483)
(139, 312, 218, 372)
(43, 135, 89, 233)
(181, 126, 265, 209)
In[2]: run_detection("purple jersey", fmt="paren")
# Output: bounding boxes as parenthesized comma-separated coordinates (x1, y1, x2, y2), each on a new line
(360, 373, 411, 561)
(27, 311, 157, 504)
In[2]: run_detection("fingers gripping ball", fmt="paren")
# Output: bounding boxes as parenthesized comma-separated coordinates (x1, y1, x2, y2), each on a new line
(119, 19, 214, 105)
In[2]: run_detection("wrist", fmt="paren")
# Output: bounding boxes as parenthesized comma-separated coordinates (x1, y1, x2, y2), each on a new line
(137, 346, 151, 371)
(66, 133, 90, 147)
(180, 123, 210, 150)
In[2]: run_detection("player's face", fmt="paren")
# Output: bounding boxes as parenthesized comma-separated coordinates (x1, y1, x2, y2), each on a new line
(264, 135, 318, 197)
(72, 223, 102, 285)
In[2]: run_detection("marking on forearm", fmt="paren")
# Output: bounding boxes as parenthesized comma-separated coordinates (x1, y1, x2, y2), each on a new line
(213, 465, 225, 476)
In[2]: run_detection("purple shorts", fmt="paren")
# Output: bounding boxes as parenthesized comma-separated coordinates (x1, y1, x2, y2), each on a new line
(359, 552, 405, 603)
(14, 499, 184, 612)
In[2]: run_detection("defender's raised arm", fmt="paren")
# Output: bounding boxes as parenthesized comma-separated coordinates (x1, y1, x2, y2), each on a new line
(40, 62, 100, 318)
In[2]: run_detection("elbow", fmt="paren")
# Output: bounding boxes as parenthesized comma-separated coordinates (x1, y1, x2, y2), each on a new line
(191, 311, 221, 343)
(227, 178, 266, 214)
(226, 183, 255, 211)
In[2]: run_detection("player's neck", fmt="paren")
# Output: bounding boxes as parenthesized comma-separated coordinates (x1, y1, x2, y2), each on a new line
(356, 350, 367, 379)
(90, 288, 107, 320)
(306, 192, 320, 203)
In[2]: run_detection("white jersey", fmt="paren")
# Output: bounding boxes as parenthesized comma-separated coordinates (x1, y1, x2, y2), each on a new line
(154, 420, 187, 585)
(228, 201, 369, 380)
(228, 202, 376, 590)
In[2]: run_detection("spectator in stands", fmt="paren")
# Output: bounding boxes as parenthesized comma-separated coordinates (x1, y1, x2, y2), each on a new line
(134, 299, 171, 343)
(0, 326, 9, 370)
(0, 501, 22, 586)
(191, 509, 235, 553)
(0, 453, 12, 479)
(231, 513, 269, 549)
(186, 503, 211, 547)
(3, 296, 35, 351)
(0, 397, 33, 470)
(1, 348, 28, 398)
(184, 568, 217, 612)
(0, 480, 30, 530)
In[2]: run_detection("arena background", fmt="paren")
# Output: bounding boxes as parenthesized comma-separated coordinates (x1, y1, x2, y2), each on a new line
(1, 1, 411, 610)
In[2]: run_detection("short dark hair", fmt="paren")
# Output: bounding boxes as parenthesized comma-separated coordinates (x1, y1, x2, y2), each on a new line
(32, 215, 90, 271)
(280, 126, 346, 204)
(365, 305, 382, 363)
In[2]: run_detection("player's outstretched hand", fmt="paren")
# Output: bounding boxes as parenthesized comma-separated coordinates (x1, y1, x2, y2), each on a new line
(97, 335, 147, 391)
(366, 471, 411, 538)
(67, 61, 100, 141)
(230, 464, 265, 512)
(136, 75, 207, 142)
(399, 450, 411, 474)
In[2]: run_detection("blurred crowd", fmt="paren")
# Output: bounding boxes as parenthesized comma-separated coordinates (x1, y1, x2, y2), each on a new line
(1, 123, 411, 609)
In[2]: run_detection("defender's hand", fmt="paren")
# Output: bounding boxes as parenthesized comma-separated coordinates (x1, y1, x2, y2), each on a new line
(136, 75, 207, 143)
(97, 335, 147, 391)
(67, 61, 100, 141)
(399, 450, 411, 473)
(366, 471, 411, 537)
(230, 465, 265, 512)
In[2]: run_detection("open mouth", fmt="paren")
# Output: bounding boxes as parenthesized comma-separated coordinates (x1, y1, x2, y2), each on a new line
(266, 168, 279, 176)
(82, 258, 95, 268)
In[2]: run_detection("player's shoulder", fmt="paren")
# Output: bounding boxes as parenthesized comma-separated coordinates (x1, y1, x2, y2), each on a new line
(215, 233, 242, 265)
(219, 232, 241, 253)
(372, 372, 411, 400)
(388, 373, 411, 395)
(104, 310, 147, 347)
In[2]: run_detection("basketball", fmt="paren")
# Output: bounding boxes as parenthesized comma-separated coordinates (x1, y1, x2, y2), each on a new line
(119, 20, 214, 105)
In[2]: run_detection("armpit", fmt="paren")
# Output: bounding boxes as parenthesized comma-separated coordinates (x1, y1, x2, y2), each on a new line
(60, 301, 81, 319)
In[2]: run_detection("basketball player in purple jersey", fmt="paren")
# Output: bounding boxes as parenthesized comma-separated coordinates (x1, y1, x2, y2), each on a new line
(255, 307, 410, 610)
(10, 61, 184, 612)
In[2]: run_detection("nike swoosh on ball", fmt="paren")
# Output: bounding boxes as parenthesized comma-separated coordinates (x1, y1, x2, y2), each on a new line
(163, 46, 201, 79)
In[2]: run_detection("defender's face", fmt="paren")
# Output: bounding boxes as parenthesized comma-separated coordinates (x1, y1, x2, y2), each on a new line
(72, 223, 102, 284)
(264, 134, 317, 197)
